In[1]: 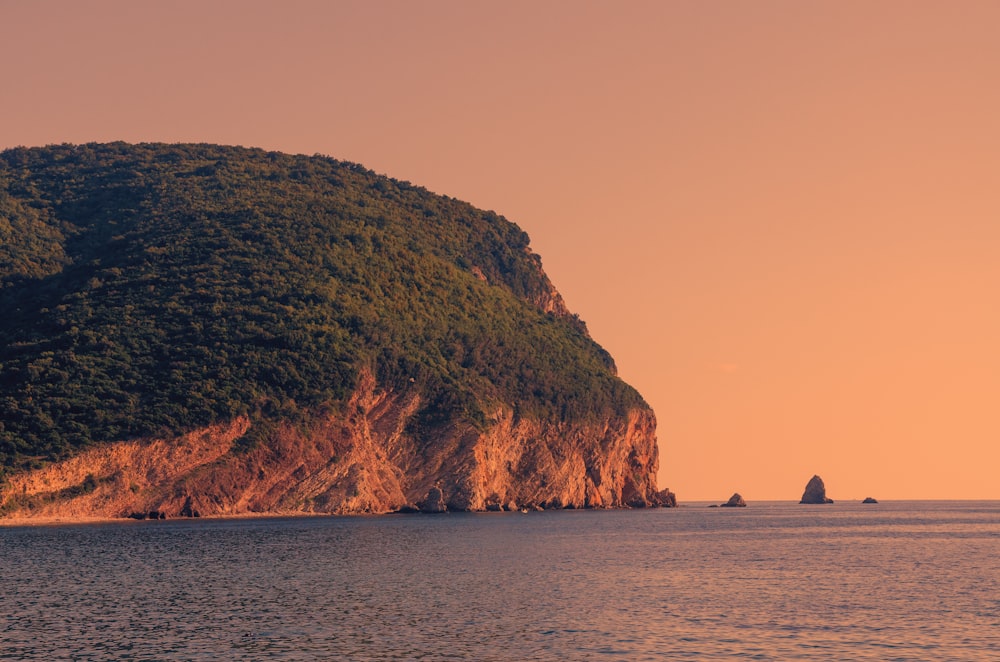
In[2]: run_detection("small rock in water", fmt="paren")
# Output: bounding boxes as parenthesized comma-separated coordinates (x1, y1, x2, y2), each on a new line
(655, 488, 678, 508)
(862, 497, 878, 504)
(799, 475, 834, 504)
(720, 493, 747, 507)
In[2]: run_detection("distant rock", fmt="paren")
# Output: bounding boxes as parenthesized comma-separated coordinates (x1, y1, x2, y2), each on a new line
(720, 493, 747, 507)
(799, 475, 834, 504)
(862, 497, 878, 504)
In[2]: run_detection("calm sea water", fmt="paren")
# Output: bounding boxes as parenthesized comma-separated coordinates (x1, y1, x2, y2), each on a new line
(1, 501, 997, 660)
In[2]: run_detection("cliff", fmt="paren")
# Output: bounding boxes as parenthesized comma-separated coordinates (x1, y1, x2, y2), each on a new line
(0, 143, 671, 519)
(1, 369, 667, 518)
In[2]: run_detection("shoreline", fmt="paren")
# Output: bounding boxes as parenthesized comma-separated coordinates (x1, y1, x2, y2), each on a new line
(4, 499, 997, 528)
(0, 504, 676, 528)
(0, 510, 342, 528)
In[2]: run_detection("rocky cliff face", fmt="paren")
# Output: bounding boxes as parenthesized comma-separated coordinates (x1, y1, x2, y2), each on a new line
(1, 370, 672, 520)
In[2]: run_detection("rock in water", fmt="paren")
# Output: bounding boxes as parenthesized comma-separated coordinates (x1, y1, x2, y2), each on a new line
(654, 488, 678, 508)
(862, 497, 878, 504)
(720, 492, 746, 507)
(799, 475, 834, 504)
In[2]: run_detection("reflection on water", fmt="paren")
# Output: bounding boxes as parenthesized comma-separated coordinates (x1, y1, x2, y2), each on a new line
(2, 501, 998, 660)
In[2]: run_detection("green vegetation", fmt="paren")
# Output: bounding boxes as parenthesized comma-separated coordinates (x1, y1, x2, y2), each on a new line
(0, 143, 645, 474)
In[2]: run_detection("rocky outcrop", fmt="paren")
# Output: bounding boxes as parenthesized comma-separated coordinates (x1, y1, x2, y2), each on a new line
(654, 488, 677, 508)
(720, 492, 746, 507)
(0, 419, 250, 520)
(0, 370, 670, 520)
(862, 497, 878, 504)
(799, 475, 834, 504)
(418, 487, 447, 513)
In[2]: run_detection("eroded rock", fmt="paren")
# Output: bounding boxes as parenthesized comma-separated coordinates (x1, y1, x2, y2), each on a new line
(0, 376, 669, 520)
(800, 475, 834, 504)
(654, 488, 678, 508)
(419, 486, 447, 513)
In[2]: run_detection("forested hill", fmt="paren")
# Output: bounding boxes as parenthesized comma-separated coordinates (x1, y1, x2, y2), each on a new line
(0, 143, 646, 475)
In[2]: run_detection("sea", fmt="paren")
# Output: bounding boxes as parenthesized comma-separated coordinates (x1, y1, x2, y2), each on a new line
(1, 500, 997, 661)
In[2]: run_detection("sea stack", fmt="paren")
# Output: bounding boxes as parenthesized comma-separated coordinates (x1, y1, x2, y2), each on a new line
(799, 475, 834, 504)
(720, 493, 747, 507)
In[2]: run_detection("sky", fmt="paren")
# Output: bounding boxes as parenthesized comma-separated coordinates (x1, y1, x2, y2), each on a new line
(2, 1, 998, 500)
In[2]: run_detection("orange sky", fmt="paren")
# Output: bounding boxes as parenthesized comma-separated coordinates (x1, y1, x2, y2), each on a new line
(3, 1, 998, 500)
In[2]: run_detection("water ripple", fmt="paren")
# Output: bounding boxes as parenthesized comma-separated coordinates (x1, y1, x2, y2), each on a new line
(1, 501, 998, 660)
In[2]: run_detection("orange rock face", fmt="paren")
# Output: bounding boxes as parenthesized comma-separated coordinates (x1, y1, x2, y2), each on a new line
(1, 371, 669, 520)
